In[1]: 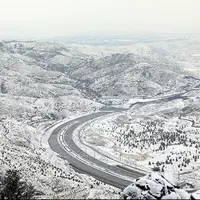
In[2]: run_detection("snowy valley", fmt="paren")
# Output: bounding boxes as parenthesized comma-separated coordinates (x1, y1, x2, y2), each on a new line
(1, 37, 200, 198)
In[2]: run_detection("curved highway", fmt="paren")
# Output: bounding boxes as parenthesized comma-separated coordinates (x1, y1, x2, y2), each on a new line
(48, 88, 200, 189)
(48, 108, 145, 189)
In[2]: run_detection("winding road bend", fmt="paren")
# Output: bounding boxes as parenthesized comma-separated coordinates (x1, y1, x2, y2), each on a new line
(48, 108, 145, 189)
(48, 88, 200, 190)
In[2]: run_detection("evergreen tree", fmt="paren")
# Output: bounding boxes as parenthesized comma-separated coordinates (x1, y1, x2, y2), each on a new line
(0, 170, 36, 200)
(1, 81, 7, 94)
(148, 161, 151, 165)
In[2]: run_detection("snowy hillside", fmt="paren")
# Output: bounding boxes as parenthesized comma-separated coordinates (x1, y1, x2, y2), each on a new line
(80, 90, 200, 192)
(0, 41, 119, 198)
(2, 40, 199, 100)
(1, 39, 200, 198)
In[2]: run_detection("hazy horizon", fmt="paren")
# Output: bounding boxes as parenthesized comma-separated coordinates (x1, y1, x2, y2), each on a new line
(1, 0, 200, 40)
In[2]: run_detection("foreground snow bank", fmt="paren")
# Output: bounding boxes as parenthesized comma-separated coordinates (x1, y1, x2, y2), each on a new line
(122, 172, 200, 199)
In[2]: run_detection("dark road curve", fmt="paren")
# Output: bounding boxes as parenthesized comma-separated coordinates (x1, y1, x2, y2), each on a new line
(48, 109, 145, 189)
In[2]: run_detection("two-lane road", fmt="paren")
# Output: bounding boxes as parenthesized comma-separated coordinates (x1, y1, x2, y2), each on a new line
(48, 110, 145, 189)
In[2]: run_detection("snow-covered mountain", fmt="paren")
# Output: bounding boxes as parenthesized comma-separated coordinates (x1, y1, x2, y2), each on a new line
(2, 40, 198, 100)
(1, 38, 200, 198)
(0, 41, 115, 199)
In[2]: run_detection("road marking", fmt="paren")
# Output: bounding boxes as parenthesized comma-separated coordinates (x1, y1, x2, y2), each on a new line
(56, 122, 134, 182)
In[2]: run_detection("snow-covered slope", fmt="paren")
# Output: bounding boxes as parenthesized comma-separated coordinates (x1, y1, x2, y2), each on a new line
(0, 41, 121, 199)
(1, 39, 200, 198)
(2, 40, 200, 99)
(47, 42, 200, 99)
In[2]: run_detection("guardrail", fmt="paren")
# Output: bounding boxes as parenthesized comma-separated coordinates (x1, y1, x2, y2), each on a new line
(72, 113, 150, 174)
(58, 127, 134, 182)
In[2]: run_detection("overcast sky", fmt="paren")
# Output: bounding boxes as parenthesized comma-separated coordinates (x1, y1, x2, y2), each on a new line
(0, 0, 200, 39)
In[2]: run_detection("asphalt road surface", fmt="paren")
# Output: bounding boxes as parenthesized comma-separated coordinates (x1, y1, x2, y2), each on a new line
(48, 108, 145, 189)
